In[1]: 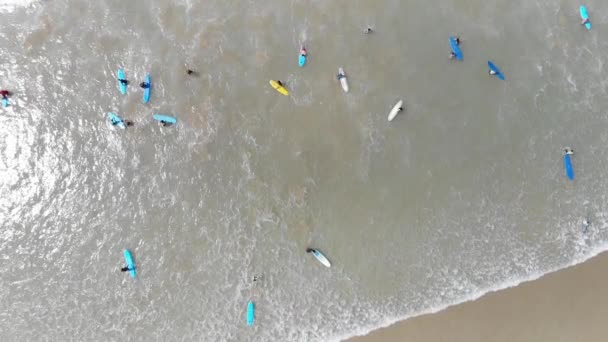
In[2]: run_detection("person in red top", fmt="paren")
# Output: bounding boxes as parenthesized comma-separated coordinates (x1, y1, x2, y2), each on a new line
(0, 90, 11, 99)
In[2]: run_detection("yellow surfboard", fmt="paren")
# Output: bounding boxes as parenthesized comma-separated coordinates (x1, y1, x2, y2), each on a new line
(269, 80, 289, 96)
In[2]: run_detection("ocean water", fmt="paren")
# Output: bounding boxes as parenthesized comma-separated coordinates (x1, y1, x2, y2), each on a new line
(2, 0, 608, 341)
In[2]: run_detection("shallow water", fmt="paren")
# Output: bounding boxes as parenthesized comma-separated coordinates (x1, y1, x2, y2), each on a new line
(2, 0, 608, 341)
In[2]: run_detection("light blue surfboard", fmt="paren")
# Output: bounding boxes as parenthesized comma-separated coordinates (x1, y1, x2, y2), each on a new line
(143, 74, 151, 104)
(449, 36, 463, 61)
(108, 112, 126, 129)
(2, 97, 8, 107)
(580, 6, 591, 30)
(153, 114, 177, 124)
(117, 69, 127, 95)
(123, 249, 137, 279)
(247, 301, 255, 326)
(488, 61, 505, 80)
(564, 152, 574, 180)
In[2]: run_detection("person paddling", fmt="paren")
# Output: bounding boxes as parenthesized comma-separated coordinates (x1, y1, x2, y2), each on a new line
(119, 79, 128, 85)
(139, 81, 150, 89)
(120, 266, 133, 272)
(300, 47, 307, 58)
(0, 90, 11, 99)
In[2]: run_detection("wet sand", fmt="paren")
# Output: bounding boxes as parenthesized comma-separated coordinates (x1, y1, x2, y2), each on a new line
(346, 251, 608, 342)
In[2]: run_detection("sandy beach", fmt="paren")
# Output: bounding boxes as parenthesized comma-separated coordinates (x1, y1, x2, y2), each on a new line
(346, 251, 608, 342)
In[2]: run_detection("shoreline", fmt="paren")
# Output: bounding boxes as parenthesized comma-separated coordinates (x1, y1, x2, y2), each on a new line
(345, 250, 608, 342)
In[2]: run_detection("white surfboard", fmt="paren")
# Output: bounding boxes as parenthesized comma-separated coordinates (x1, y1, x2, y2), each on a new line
(338, 67, 348, 92)
(307, 248, 331, 268)
(388, 100, 403, 121)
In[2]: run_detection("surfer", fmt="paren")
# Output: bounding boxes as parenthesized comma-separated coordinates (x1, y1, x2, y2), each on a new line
(139, 82, 150, 89)
(489, 69, 497, 75)
(0, 90, 11, 99)
(300, 47, 307, 57)
(364, 27, 373, 34)
(337, 72, 345, 80)
(120, 267, 133, 272)
(276, 80, 284, 86)
(186, 69, 198, 76)
(119, 79, 128, 85)
(564, 148, 574, 155)
(125, 120, 134, 127)
(582, 17, 590, 25)
(455, 37, 461, 45)
(449, 52, 457, 59)
(583, 218, 590, 233)
(159, 120, 173, 127)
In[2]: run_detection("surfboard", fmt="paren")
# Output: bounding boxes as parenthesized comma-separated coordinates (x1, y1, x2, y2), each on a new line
(298, 47, 307, 67)
(388, 100, 404, 121)
(449, 36, 463, 61)
(108, 112, 126, 129)
(338, 67, 349, 92)
(307, 248, 331, 268)
(117, 69, 127, 95)
(269, 80, 289, 96)
(153, 114, 177, 124)
(2, 97, 8, 107)
(580, 6, 591, 30)
(488, 61, 505, 80)
(123, 249, 137, 279)
(247, 301, 255, 326)
(564, 149, 574, 180)
(143, 73, 151, 103)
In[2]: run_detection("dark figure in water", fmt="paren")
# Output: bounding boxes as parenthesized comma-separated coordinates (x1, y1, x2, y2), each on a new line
(306, 248, 315, 254)
(125, 120, 134, 127)
(139, 82, 150, 89)
(186, 69, 199, 76)
(0, 90, 12, 99)
(120, 267, 132, 272)
(277, 80, 283, 86)
(159, 120, 173, 127)
(119, 79, 129, 85)
(364, 27, 373, 34)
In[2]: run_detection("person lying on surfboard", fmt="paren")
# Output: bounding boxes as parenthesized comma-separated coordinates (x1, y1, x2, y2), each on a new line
(582, 18, 590, 25)
(564, 148, 574, 155)
(119, 79, 128, 85)
(364, 27, 373, 34)
(120, 267, 134, 272)
(336, 72, 345, 80)
(489, 69, 497, 75)
(139, 81, 150, 89)
(300, 47, 307, 57)
(0, 90, 11, 99)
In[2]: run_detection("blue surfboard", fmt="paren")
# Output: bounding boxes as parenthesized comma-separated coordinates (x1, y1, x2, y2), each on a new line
(488, 61, 505, 80)
(449, 36, 463, 61)
(117, 69, 127, 95)
(2, 97, 8, 107)
(123, 249, 137, 279)
(580, 6, 591, 30)
(153, 114, 177, 125)
(108, 112, 126, 129)
(247, 301, 255, 326)
(564, 151, 574, 180)
(143, 74, 151, 104)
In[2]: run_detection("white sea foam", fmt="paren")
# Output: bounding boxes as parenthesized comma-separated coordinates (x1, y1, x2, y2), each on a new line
(0, 0, 35, 13)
